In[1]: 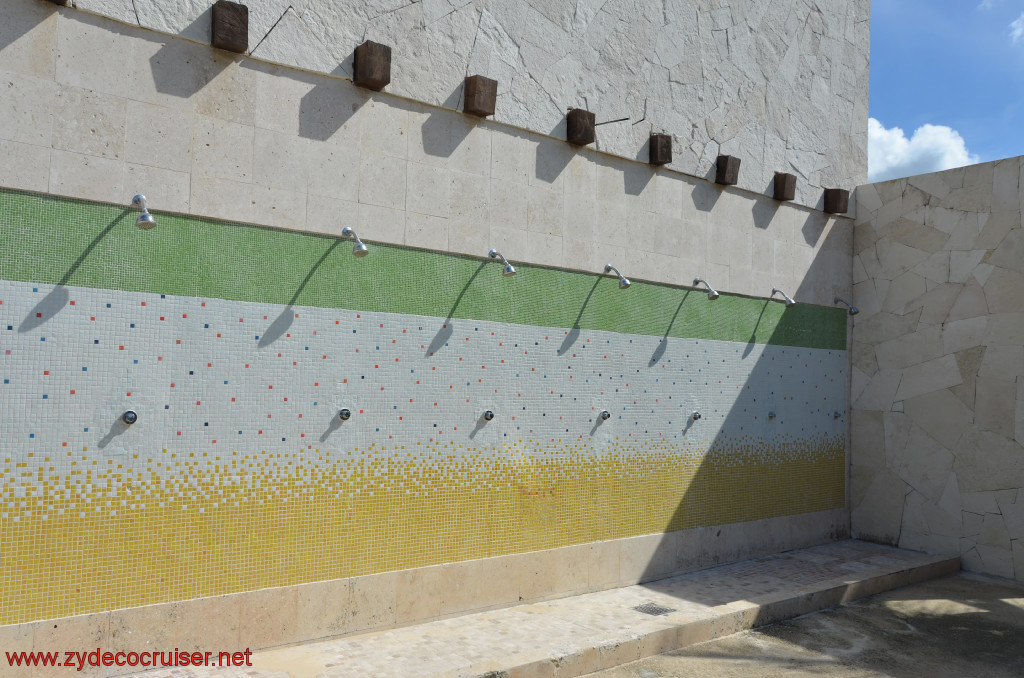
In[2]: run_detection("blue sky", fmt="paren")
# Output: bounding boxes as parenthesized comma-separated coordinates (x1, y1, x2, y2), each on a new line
(869, 0, 1024, 180)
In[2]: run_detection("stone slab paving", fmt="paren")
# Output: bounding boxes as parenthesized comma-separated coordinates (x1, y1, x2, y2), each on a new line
(126, 540, 958, 678)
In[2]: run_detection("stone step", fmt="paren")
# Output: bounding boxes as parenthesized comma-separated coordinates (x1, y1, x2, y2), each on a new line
(128, 540, 959, 678)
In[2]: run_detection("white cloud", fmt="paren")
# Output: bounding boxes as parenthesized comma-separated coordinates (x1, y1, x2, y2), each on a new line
(868, 118, 979, 183)
(1012, 12, 1024, 42)
(979, 0, 994, 9)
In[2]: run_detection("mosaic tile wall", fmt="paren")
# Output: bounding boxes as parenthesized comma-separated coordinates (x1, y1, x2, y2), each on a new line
(0, 188, 847, 625)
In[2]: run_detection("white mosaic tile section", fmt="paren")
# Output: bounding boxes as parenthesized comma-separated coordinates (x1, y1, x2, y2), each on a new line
(1, 279, 846, 485)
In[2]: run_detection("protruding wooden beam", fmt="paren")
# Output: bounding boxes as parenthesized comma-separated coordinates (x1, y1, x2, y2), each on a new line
(824, 188, 850, 214)
(463, 75, 497, 117)
(353, 40, 392, 91)
(566, 109, 596, 146)
(211, 0, 249, 54)
(715, 155, 741, 185)
(649, 134, 672, 166)
(773, 173, 796, 201)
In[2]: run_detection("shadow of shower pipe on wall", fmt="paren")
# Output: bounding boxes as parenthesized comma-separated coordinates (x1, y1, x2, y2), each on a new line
(425, 261, 487, 357)
(557, 278, 602, 356)
(19, 209, 129, 333)
(649, 290, 691, 366)
(635, 288, 849, 587)
(259, 239, 342, 348)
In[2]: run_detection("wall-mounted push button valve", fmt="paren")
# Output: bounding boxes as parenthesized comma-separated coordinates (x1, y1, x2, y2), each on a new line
(483, 410, 495, 421)
(599, 410, 611, 421)
(834, 411, 842, 419)
(767, 411, 776, 419)
(122, 410, 138, 425)
(338, 408, 352, 421)
(692, 412, 701, 421)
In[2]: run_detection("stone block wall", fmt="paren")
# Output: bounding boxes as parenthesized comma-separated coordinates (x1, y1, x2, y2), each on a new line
(0, 0, 854, 308)
(851, 158, 1024, 582)
(63, 0, 870, 208)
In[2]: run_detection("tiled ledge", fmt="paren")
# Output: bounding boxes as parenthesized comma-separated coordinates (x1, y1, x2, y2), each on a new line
(123, 540, 957, 678)
(0, 509, 847, 676)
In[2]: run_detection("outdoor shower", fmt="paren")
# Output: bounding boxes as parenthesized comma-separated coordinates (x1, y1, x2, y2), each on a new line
(488, 249, 516, 276)
(833, 297, 859, 315)
(131, 195, 155, 229)
(693, 278, 719, 300)
(771, 288, 796, 306)
(604, 264, 630, 289)
(341, 227, 369, 257)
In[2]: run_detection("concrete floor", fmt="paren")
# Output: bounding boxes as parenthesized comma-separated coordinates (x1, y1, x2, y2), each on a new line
(590, 573, 1024, 678)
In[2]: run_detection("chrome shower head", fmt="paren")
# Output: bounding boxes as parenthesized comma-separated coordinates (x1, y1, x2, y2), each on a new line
(771, 287, 796, 307)
(693, 277, 719, 300)
(604, 264, 630, 289)
(834, 297, 859, 315)
(131, 194, 155, 229)
(488, 249, 516, 276)
(341, 227, 369, 257)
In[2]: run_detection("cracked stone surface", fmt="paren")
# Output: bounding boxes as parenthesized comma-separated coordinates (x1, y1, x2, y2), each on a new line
(70, 0, 870, 207)
(851, 156, 1024, 584)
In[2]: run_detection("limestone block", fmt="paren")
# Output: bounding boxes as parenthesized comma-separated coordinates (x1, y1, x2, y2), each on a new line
(880, 241, 929, 280)
(1003, 493, 1024, 541)
(49, 149, 124, 203)
(854, 369, 901, 412)
(852, 279, 883, 320)
(851, 409, 885, 468)
(949, 249, 988, 284)
(51, 87, 127, 160)
(0, 139, 50, 193)
(975, 377, 1018, 438)
(853, 310, 920, 344)
(0, 72, 57, 148)
(984, 268, 1024, 314)
(946, 278, 989, 322)
(189, 174, 253, 224)
(962, 491, 1000, 515)
(406, 161, 451, 219)
(987, 228, 1024, 274)
(975, 211, 1019, 250)
(253, 128, 310, 193)
(853, 341, 878, 376)
(911, 250, 950, 284)
(358, 202, 406, 245)
(881, 271, 927, 314)
(125, 101, 193, 174)
(875, 325, 943, 370)
(247, 7, 342, 76)
(124, 163, 190, 214)
(992, 157, 1021, 212)
(978, 346, 1024, 381)
(953, 426, 1024, 492)
(851, 466, 907, 545)
(885, 218, 949, 253)
(358, 154, 406, 211)
(192, 115, 253, 183)
(306, 141, 360, 203)
(942, 316, 988, 354)
(252, 184, 307, 230)
(896, 424, 954, 503)
(855, 182, 882, 214)
(1, 0, 57, 79)
(304, 195, 357, 238)
(406, 211, 448, 251)
(904, 389, 973, 449)
(909, 171, 953, 201)
(894, 354, 963, 401)
(1018, 399, 1024, 447)
(1014, 540, 1024, 582)
(905, 284, 960, 325)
